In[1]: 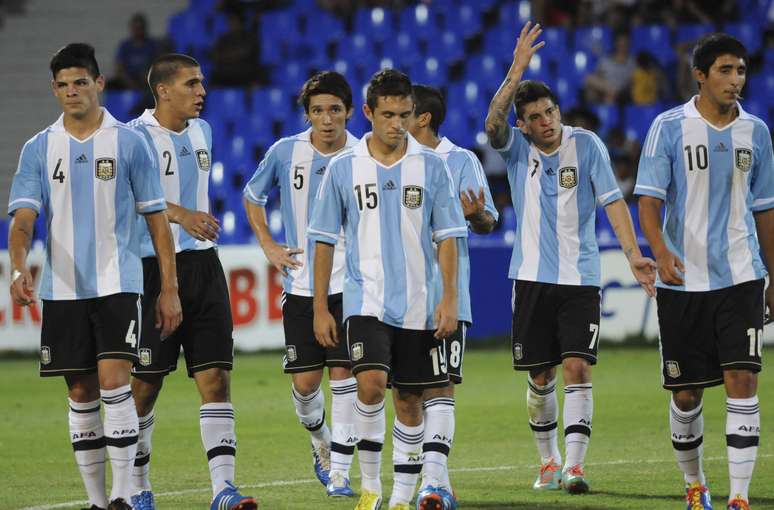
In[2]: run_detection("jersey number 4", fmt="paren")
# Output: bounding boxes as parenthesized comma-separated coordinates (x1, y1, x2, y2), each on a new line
(52, 158, 65, 183)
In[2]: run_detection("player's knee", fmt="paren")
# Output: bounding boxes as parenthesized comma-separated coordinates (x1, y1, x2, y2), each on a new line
(131, 374, 163, 412)
(423, 384, 453, 400)
(672, 389, 703, 412)
(196, 368, 231, 403)
(292, 370, 324, 395)
(724, 369, 757, 398)
(394, 388, 423, 424)
(328, 365, 353, 381)
(355, 371, 387, 404)
(66, 374, 100, 402)
(561, 357, 590, 384)
(528, 367, 556, 386)
(97, 359, 132, 390)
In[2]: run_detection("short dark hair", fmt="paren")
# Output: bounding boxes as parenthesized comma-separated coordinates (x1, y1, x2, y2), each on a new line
(412, 84, 445, 135)
(50, 43, 100, 79)
(692, 33, 747, 76)
(147, 53, 200, 100)
(366, 69, 413, 111)
(513, 80, 559, 120)
(298, 71, 353, 113)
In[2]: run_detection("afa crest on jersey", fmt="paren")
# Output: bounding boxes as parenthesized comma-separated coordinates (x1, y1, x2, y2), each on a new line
(665, 360, 681, 378)
(286, 345, 297, 363)
(139, 348, 152, 366)
(95, 158, 116, 181)
(196, 149, 211, 171)
(735, 148, 752, 172)
(559, 166, 578, 188)
(513, 342, 523, 360)
(40, 346, 51, 365)
(402, 185, 423, 209)
(351, 342, 364, 361)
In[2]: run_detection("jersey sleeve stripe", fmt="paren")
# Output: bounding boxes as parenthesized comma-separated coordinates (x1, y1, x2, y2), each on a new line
(645, 111, 681, 157)
(462, 150, 486, 187)
(752, 197, 774, 209)
(9, 197, 41, 211)
(307, 227, 339, 242)
(136, 198, 166, 212)
(597, 189, 622, 204)
(432, 226, 468, 241)
(243, 185, 267, 205)
(634, 184, 667, 198)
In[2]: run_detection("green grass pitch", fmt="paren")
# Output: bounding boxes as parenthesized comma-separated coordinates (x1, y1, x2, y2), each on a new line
(1, 347, 772, 509)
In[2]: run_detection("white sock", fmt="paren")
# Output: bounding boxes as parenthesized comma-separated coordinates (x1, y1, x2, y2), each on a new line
(389, 418, 424, 507)
(200, 403, 236, 497)
(421, 397, 455, 490)
(292, 385, 331, 446)
(726, 396, 760, 502)
(330, 377, 357, 478)
(69, 398, 108, 509)
(354, 398, 385, 495)
(527, 376, 561, 465)
(563, 383, 592, 471)
(670, 398, 705, 485)
(101, 385, 139, 503)
(133, 410, 155, 493)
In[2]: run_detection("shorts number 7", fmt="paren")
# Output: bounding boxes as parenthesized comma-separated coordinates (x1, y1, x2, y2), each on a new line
(588, 324, 599, 350)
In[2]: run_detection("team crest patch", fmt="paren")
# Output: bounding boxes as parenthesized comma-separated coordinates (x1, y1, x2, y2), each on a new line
(286, 345, 297, 363)
(513, 342, 523, 361)
(139, 348, 152, 367)
(559, 166, 577, 188)
(95, 158, 116, 181)
(195, 149, 211, 171)
(665, 360, 681, 378)
(351, 342, 364, 361)
(735, 148, 752, 172)
(402, 185, 423, 209)
(40, 346, 51, 365)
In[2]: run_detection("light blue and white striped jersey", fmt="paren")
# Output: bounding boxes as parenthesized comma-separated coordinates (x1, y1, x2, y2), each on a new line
(129, 110, 214, 258)
(496, 125, 622, 286)
(432, 137, 498, 324)
(635, 97, 774, 291)
(308, 134, 468, 330)
(8, 108, 166, 300)
(244, 128, 358, 297)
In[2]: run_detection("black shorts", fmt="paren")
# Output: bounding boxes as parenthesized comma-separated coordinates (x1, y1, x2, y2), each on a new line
(346, 315, 449, 390)
(511, 280, 601, 371)
(40, 293, 141, 377)
(134, 248, 233, 378)
(656, 278, 764, 390)
(282, 292, 350, 373)
(444, 321, 468, 384)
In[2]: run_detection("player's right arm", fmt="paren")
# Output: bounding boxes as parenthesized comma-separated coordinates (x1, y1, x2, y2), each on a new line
(635, 115, 684, 286)
(308, 159, 346, 348)
(243, 142, 303, 276)
(485, 21, 544, 149)
(8, 138, 43, 306)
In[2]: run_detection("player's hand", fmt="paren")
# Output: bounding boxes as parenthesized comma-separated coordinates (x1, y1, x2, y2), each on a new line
(765, 284, 774, 325)
(629, 256, 657, 297)
(179, 209, 220, 242)
(433, 297, 458, 340)
(9, 268, 35, 306)
(460, 188, 486, 221)
(264, 240, 303, 277)
(511, 21, 545, 72)
(314, 308, 339, 348)
(155, 288, 182, 340)
(654, 248, 685, 286)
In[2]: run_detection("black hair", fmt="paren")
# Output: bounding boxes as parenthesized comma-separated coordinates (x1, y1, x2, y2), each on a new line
(50, 43, 100, 79)
(513, 80, 559, 120)
(365, 69, 413, 111)
(298, 71, 353, 113)
(147, 53, 200, 100)
(412, 84, 445, 135)
(692, 33, 748, 77)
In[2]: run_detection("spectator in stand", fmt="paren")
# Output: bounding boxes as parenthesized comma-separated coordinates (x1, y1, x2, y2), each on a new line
(584, 32, 636, 105)
(210, 12, 259, 87)
(630, 52, 668, 105)
(107, 13, 161, 90)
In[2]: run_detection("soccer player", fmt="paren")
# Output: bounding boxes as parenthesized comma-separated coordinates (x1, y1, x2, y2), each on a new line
(485, 22, 656, 494)
(404, 84, 498, 510)
(244, 71, 360, 496)
(7, 43, 182, 510)
(127, 54, 256, 510)
(636, 33, 773, 510)
(309, 69, 467, 510)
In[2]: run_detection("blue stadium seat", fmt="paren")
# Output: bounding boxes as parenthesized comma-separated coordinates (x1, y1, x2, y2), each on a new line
(399, 3, 439, 42)
(520, 52, 551, 82)
(573, 26, 612, 57)
(551, 76, 579, 110)
(591, 104, 621, 136)
(206, 88, 248, 123)
(723, 21, 762, 54)
(189, 0, 217, 14)
(623, 103, 664, 143)
(559, 50, 597, 82)
(763, 48, 774, 72)
(539, 26, 569, 66)
(0, 217, 8, 250)
(168, 10, 210, 53)
(103, 90, 141, 123)
(354, 7, 395, 42)
(347, 113, 369, 138)
(443, 4, 482, 39)
(484, 25, 517, 63)
(742, 99, 770, 125)
(302, 9, 346, 45)
(273, 60, 309, 90)
(497, 1, 531, 29)
(280, 112, 308, 138)
(243, 114, 274, 149)
(746, 74, 774, 104)
(381, 31, 422, 69)
(465, 55, 506, 95)
(251, 87, 291, 121)
(631, 24, 674, 67)
(410, 57, 448, 86)
(337, 33, 377, 68)
(442, 108, 474, 148)
(675, 23, 714, 45)
(447, 81, 488, 119)
(437, 30, 464, 63)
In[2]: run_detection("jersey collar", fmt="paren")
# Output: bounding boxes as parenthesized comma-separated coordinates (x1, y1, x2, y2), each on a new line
(50, 107, 120, 133)
(434, 136, 456, 154)
(302, 127, 359, 155)
(683, 95, 751, 128)
(531, 125, 573, 157)
(354, 132, 423, 158)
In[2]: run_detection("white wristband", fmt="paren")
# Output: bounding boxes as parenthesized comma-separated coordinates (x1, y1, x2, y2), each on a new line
(11, 269, 23, 283)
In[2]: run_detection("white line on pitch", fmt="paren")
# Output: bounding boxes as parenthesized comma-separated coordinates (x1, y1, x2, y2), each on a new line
(16, 453, 774, 510)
